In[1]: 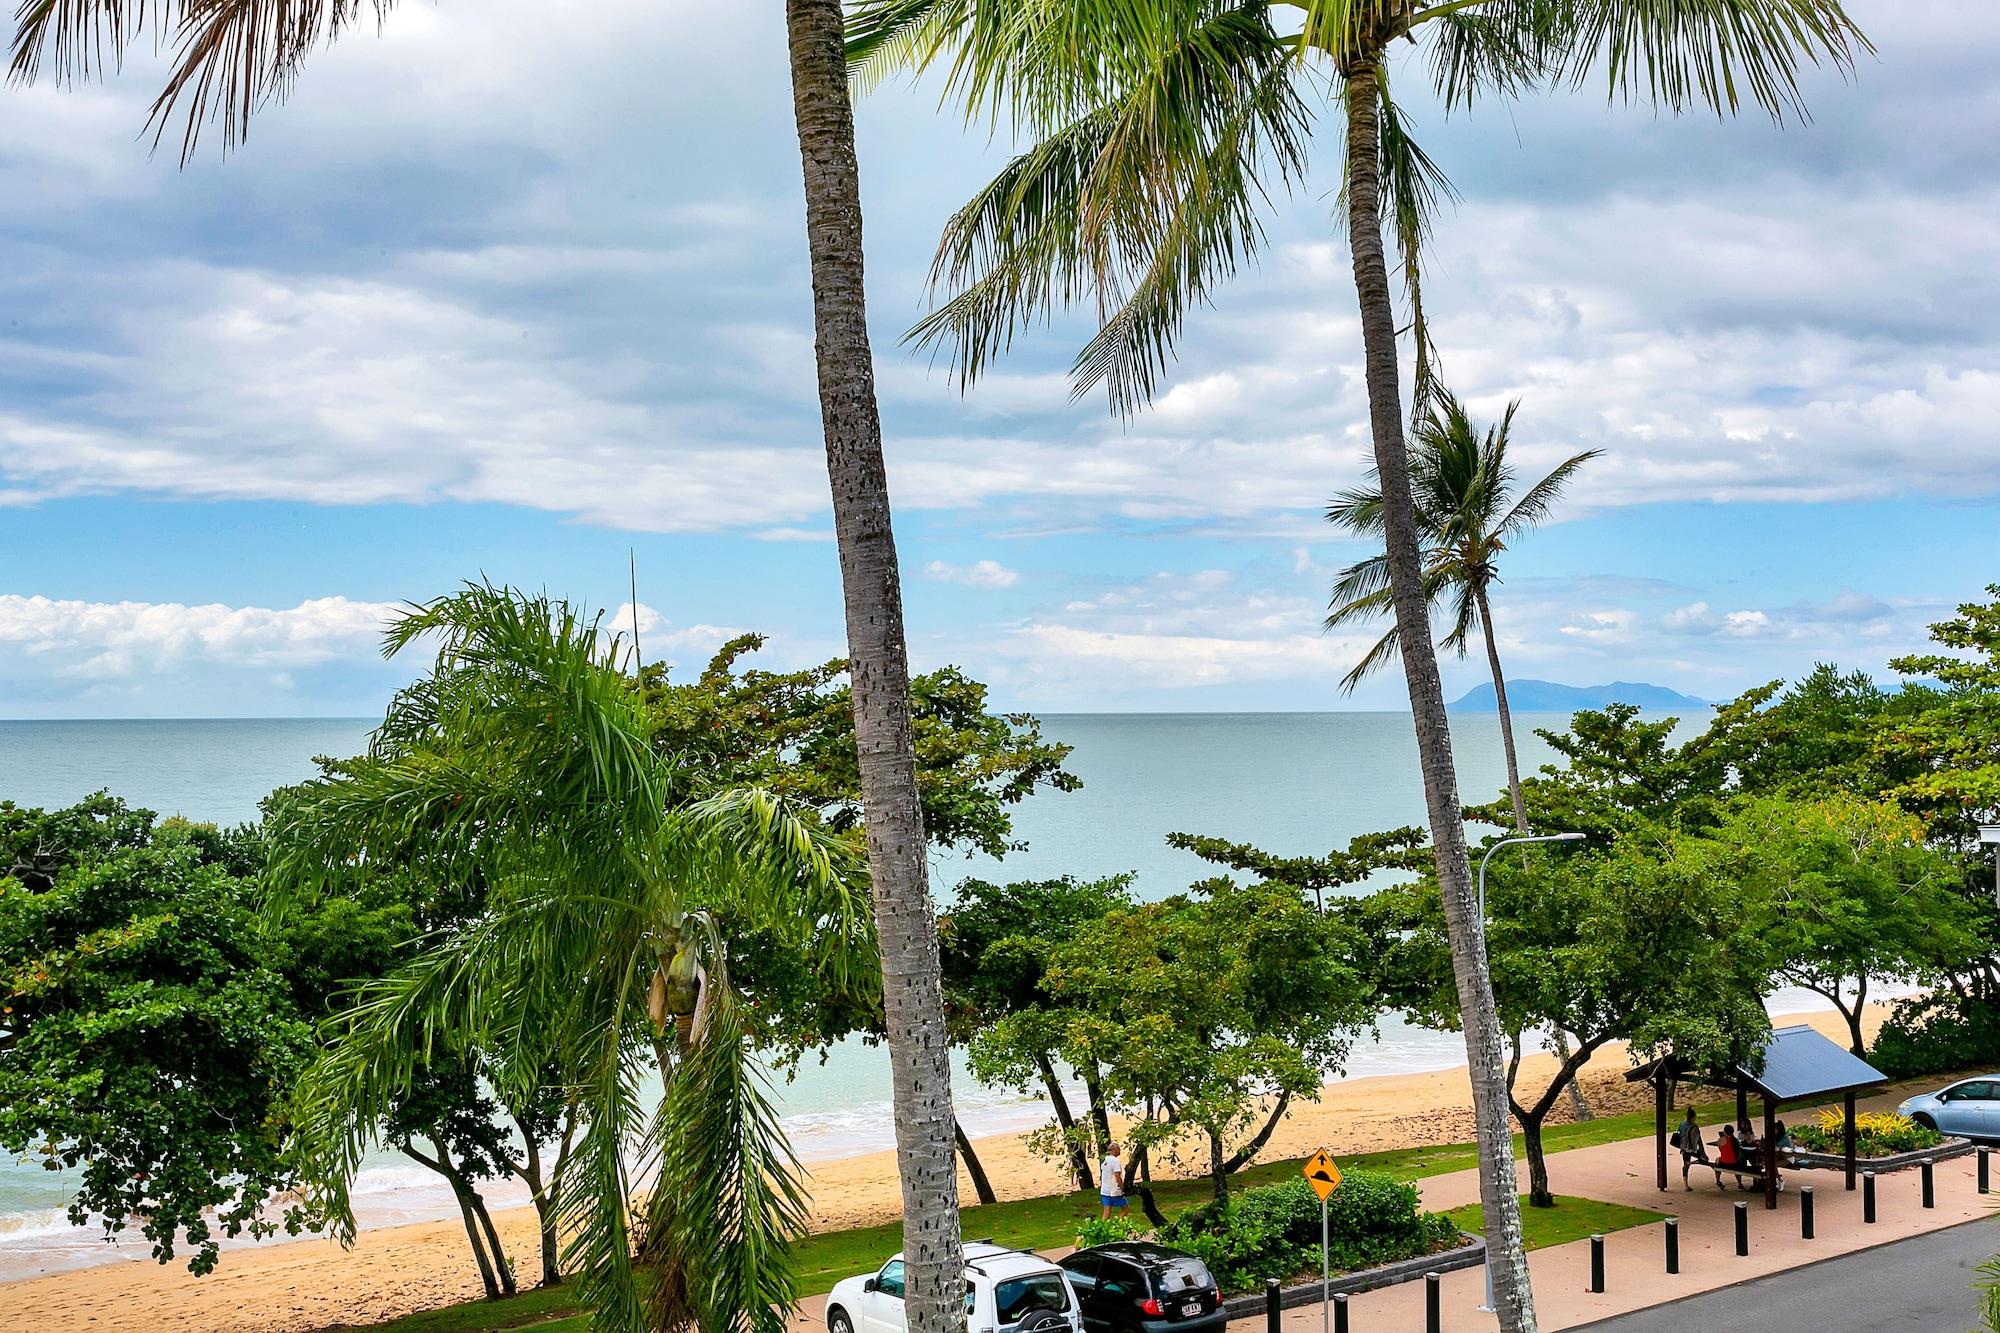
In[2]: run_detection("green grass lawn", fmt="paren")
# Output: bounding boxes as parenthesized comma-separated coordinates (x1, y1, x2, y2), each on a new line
(1444, 1195, 1667, 1251)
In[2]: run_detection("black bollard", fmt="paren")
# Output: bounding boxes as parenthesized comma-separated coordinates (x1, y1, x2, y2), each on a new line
(1800, 1185, 1815, 1240)
(1981, 1148, 1991, 1195)
(1733, 1200, 1749, 1256)
(1922, 1158, 1935, 1209)
(1426, 1271, 1442, 1333)
(1590, 1234, 1606, 1293)
(1863, 1170, 1877, 1223)
(1665, 1217, 1680, 1274)
(1264, 1278, 1280, 1332)
(1334, 1292, 1349, 1333)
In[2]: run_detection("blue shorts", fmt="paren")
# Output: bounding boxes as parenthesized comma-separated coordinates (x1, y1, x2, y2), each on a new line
(1100, 1194, 1127, 1208)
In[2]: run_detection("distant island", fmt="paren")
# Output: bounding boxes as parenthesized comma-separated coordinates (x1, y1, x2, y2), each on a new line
(1450, 680, 1710, 712)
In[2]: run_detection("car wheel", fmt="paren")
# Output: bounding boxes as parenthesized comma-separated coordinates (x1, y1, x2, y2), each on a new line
(827, 1307, 854, 1333)
(1912, 1113, 1938, 1132)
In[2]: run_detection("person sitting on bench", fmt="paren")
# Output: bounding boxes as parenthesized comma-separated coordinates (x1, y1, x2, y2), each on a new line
(1712, 1124, 1757, 1190)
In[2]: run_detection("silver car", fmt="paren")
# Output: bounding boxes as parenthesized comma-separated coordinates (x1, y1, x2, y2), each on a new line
(1897, 1076, 2000, 1140)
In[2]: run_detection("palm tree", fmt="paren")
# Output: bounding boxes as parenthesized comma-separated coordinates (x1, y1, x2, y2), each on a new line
(1326, 391, 1598, 834)
(846, 4, 1868, 1326)
(13, 6, 969, 1328)
(270, 585, 871, 1332)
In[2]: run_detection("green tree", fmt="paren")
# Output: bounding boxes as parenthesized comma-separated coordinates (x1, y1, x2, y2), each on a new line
(1727, 793, 1976, 1056)
(641, 634, 1078, 863)
(1361, 831, 1768, 1207)
(270, 586, 870, 1333)
(1036, 877, 1374, 1206)
(939, 875, 1135, 1194)
(0, 796, 398, 1274)
(1165, 825, 1430, 910)
(848, 6, 1869, 1323)
(1880, 587, 2000, 840)
(1326, 392, 1597, 832)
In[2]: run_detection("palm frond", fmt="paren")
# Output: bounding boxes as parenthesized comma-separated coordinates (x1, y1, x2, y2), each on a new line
(844, 0, 961, 95)
(907, 1, 1310, 412)
(1421, 2, 1552, 111)
(1325, 484, 1386, 537)
(643, 978, 810, 1332)
(1495, 447, 1601, 535)
(1325, 556, 1395, 620)
(1548, 0, 1872, 122)
(1336, 625, 1404, 694)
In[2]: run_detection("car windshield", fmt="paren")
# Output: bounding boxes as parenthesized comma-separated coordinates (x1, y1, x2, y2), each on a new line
(995, 1273, 1071, 1321)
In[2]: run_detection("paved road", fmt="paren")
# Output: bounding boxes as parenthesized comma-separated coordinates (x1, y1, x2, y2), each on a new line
(1579, 1217, 2000, 1332)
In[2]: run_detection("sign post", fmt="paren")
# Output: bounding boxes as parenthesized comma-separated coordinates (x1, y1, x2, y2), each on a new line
(1302, 1149, 1343, 1333)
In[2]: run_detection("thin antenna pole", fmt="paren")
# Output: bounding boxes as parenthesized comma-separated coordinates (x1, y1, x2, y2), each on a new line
(628, 548, 642, 677)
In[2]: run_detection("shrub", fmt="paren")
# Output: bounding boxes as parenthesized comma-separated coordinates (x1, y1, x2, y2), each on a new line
(1792, 1109, 1944, 1156)
(1159, 1172, 1458, 1294)
(1873, 993, 2000, 1080)
(1074, 1213, 1147, 1249)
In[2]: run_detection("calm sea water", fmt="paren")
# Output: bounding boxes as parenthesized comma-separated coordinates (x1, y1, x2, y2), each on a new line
(0, 710, 1714, 1279)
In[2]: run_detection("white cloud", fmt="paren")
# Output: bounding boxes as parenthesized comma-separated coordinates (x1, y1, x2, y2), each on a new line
(0, 594, 399, 678)
(923, 559, 1020, 590)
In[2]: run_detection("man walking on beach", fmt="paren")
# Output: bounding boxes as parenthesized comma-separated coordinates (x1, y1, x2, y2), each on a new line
(1099, 1142, 1127, 1220)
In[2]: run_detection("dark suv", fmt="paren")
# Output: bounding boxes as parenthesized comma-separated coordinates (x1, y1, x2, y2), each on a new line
(1057, 1243, 1225, 1332)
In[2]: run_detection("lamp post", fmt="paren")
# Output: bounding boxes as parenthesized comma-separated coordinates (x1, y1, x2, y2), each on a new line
(1473, 830, 1585, 1313)
(1979, 826, 2000, 909)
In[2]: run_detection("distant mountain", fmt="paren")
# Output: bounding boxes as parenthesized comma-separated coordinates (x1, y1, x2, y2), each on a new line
(1449, 680, 1709, 712)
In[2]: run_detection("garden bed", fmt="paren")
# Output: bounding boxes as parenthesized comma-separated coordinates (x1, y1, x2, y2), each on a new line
(1217, 1230, 1484, 1318)
(1787, 1137, 1974, 1174)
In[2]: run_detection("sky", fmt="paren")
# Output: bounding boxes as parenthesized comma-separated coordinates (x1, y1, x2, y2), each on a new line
(0, 1, 1996, 718)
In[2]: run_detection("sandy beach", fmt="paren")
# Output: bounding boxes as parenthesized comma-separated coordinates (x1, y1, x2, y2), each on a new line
(0, 1007, 1883, 1333)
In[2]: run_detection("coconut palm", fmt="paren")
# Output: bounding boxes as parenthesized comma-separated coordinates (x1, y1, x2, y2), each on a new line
(1327, 391, 1598, 834)
(13, 6, 968, 1328)
(846, 3, 1868, 1326)
(268, 585, 870, 1332)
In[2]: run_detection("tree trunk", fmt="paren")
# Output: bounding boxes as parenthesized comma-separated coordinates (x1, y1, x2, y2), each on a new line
(470, 1190, 517, 1297)
(1476, 585, 1530, 835)
(1206, 1124, 1229, 1205)
(407, 1143, 502, 1302)
(1517, 1105, 1554, 1210)
(1036, 1052, 1095, 1192)
(784, 4, 964, 1328)
(1131, 1144, 1168, 1228)
(955, 1119, 998, 1205)
(1222, 1091, 1292, 1172)
(1343, 56, 1537, 1333)
(1844, 975, 1868, 1057)
(1550, 1028, 1593, 1122)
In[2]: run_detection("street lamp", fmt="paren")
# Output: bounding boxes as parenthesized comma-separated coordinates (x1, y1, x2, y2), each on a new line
(1476, 832, 1587, 922)
(1473, 830, 1584, 1314)
(1978, 825, 2000, 909)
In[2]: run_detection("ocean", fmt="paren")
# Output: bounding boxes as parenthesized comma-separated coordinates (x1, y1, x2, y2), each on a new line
(0, 710, 1709, 1280)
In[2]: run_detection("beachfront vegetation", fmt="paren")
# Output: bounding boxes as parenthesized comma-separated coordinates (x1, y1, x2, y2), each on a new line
(0, 796, 407, 1273)
(1325, 391, 1598, 833)
(1790, 1109, 1943, 1157)
(851, 5, 1873, 1323)
(269, 586, 874, 1333)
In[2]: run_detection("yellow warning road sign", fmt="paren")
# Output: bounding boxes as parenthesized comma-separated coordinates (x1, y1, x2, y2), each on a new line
(1302, 1149, 1342, 1201)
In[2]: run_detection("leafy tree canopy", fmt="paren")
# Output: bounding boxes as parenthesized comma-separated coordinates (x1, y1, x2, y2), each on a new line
(641, 635, 1078, 860)
(0, 795, 402, 1272)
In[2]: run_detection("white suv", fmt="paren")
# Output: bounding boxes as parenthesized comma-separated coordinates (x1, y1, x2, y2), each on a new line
(826, 1241, 1084, 1333)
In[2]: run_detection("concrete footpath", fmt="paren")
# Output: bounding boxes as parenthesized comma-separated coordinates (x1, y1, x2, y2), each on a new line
(1243, 1135, 1998, 1331)
(1577, 1216, 2000, 1332)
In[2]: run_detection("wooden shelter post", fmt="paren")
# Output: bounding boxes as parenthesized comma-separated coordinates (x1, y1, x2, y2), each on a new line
(1763, 1096, 1779, 1210)
(1736, 1085, 1749, 1132)
(1844, 1090, 1858, 1191)
(1655, 1074, 1670, 1191)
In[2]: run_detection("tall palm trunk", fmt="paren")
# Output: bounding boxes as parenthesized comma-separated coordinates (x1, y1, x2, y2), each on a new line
(1475, 585, 1530, 834)
(1343, 58, 1536, 1333)
(783, 3, 964, 1328)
